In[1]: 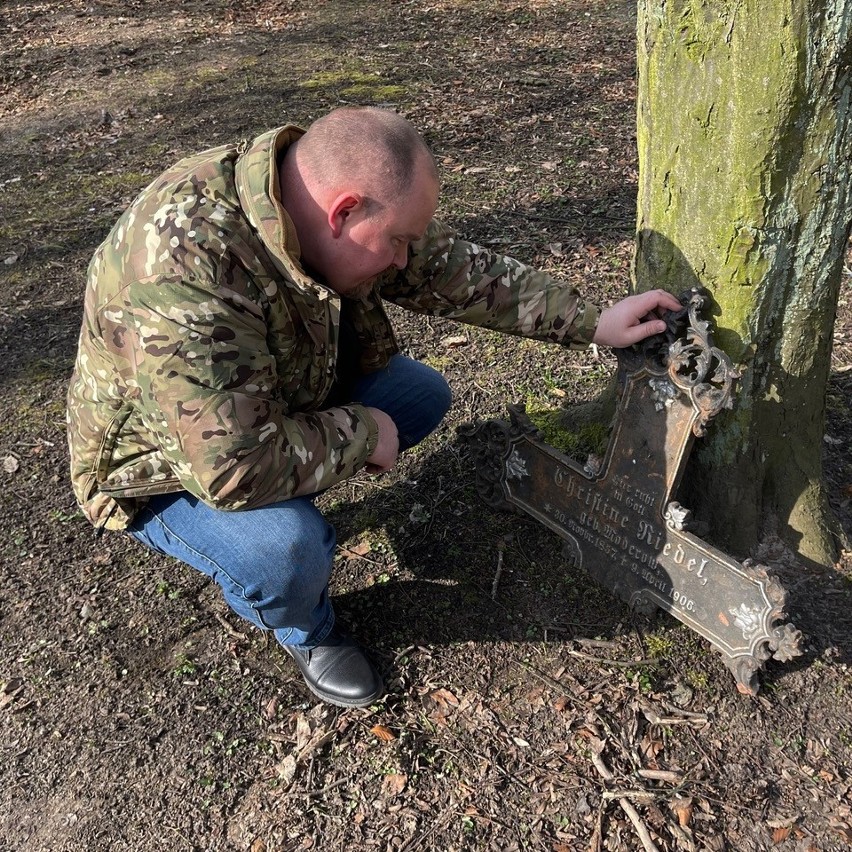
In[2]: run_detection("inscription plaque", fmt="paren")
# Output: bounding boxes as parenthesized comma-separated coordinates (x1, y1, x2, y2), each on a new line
(465, 289, 802, 694)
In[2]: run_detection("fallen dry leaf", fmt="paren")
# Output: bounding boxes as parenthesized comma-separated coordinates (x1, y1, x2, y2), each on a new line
(0, 679, 25, 711)
(771, 825, 791, 844)
(526, 686, 545, 706)
(346, 540, 372, 557)
(381, 772, 407, 796)
(672, 797, 693, 828)
(424, 687, 460, 726)
(458, 781, 475, 799)
(294, 713, 312, 751)
(263, 696, 278, 722)
(428, 688, 459, 708)
(639, 730, 664, 765)
(276, 754, 297, 786)
(370, 724, 396, 742)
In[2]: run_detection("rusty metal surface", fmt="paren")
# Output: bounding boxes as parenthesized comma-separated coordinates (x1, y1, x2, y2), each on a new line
(465, 289, 802, 695)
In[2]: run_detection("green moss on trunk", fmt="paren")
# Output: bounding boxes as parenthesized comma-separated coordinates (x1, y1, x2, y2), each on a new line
(635, 0, 852, 566)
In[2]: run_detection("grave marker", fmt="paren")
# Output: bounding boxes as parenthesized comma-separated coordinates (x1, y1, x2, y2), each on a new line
(465, 289, 802, 694)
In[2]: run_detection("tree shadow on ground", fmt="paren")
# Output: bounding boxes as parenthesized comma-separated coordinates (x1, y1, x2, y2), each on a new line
(318, 223, 852, 694)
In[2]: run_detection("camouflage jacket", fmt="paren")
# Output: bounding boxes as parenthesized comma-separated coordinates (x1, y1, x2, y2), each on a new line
(67, 125, 600, 530)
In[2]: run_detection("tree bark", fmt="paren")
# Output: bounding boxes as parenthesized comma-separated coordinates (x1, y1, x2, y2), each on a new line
(634, 0, 852, 567)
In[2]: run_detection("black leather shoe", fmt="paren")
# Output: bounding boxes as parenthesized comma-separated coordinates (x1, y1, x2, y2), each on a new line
(283, 626, 384, 708)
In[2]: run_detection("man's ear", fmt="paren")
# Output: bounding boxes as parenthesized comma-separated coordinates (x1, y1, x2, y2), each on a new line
(327, 192, 362, 238)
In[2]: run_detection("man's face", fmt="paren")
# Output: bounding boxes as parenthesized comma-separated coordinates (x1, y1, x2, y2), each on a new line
(323, 165, 439, 300)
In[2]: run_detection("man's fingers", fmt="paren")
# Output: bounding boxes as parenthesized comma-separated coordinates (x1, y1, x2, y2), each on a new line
(622, 318, 667, 346)
(641, 288, 681, 313)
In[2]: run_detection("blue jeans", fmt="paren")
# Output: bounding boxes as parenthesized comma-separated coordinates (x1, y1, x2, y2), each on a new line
(128, 355, 451, 648)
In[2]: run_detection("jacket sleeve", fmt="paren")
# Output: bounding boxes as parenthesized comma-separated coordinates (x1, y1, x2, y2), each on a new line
(378, 219, 600, 349)
(103, 274, 379, 510)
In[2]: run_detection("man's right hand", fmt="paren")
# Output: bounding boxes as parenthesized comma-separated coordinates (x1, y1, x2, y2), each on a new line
(364, 407, 399, 473)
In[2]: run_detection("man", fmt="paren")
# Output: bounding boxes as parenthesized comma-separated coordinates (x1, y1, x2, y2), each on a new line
(67, 107, 680, 708)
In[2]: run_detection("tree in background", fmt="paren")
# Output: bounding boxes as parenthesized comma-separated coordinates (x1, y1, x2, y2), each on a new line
(634, 0, 852, 567)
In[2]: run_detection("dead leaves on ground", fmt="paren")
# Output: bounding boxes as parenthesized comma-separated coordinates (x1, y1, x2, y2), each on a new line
(267, 706, 340, 787)
(369, 723, 396, 742)
(247, 669, 852, 852)
(422, 686, 460, 726)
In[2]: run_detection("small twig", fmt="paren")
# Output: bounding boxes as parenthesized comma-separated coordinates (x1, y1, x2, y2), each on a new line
(589, 749, 615, 782)
(518, 660, 583, 706)
(337, 544, 386, 566)
(655, 699, 711, 722)
(400, 808, 453, 852)
(299, 776, 351, 799)
(638, 768, 684, 784)
(587, 743, 661, 852)
(163, 823, 194, 849)
(566, 646, 660, 669)
(576, 638, 622, 650)
(640, 700, 708, 726)
(602, 789, 659, 802)
(212, 610, 246, 641)
(669, 821, 697, 852)
(491, 539, 506, 600)
(619, 798, 662, 852)
(589, 805, 604, 852)
(393, 644, 418, 665)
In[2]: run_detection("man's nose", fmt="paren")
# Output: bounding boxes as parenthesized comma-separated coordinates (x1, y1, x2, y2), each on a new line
(392, 244, 409, 270)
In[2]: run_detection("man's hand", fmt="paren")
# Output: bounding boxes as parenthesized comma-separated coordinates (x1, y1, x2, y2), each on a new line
(364, 407, 399, 474)
(593, 289, 682, 348)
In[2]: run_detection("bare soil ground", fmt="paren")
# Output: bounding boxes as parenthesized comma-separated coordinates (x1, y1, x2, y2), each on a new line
(2, 1, 851, 850)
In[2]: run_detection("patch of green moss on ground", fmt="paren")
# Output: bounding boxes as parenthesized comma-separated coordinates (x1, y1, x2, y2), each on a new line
(299, 70, 405, 102)
(525, 402, 609, 458)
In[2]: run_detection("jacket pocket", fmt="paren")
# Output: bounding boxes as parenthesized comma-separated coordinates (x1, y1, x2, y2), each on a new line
(95, 402, 181, 496)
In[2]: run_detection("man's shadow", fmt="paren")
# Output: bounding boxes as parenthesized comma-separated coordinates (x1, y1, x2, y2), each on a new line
(321, 436, 631, 656)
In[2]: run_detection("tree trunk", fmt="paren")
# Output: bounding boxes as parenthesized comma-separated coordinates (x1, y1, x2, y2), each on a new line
(634, 0, 852, 567)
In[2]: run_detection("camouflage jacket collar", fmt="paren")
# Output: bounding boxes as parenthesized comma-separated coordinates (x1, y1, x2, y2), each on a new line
(235, 125, 334, 304)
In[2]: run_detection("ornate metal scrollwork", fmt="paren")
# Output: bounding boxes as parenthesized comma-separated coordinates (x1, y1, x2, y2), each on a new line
(666, 288, 741, 436)
(617, 287, 740, 436)
(458, 405, 540, 511)
(726, 559, 804, 694)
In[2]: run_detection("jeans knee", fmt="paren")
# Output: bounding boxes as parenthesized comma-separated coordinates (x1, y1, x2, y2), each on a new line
(213, 505, 335, 631)
(432, 372, 453, 420)
(282, 510, 336, 572)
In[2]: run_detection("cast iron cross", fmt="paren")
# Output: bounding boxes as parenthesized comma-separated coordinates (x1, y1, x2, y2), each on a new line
(466, 289, 802, 694)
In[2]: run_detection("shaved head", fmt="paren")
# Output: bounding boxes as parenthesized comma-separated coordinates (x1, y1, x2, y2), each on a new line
(279, 106, 440, 298)
(294, 106, 438, 201)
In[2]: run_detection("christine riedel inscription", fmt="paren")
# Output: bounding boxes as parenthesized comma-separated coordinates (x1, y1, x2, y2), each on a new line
(465, 289, 802, 695)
